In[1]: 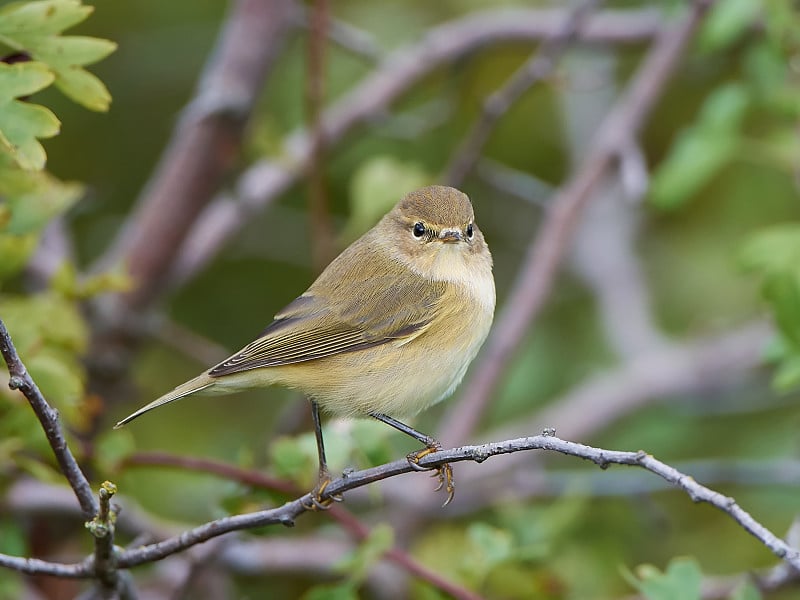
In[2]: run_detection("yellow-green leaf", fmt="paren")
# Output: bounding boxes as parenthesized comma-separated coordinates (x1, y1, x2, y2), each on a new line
(0, 62, 59, 170)
(0, 0, 116, 111)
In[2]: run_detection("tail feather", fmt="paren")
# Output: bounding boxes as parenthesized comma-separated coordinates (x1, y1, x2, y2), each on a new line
(114, 373, 215, 428)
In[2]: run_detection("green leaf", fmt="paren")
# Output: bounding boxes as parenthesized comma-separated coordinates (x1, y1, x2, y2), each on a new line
(52, 63, 111, 111)
(650, 84, 749, 210)
(623, 557, 703, 600)
(0, 62, 59, 170)
(699, 0, 762, 52)
(0, 0, 91, 34)
(0, 0, 116, 111)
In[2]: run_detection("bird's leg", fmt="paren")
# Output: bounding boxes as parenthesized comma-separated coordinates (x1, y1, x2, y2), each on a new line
(370, 412, 455, 506)
(303, 400, 343, 511)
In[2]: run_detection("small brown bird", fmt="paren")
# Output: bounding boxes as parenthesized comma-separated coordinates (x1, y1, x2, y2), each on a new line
(116, 185, 495, 506)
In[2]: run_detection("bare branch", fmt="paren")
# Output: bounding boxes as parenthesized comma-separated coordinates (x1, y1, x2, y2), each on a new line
(439, 0, 713, 444)
(0, 317, 97, 518)
(172, 8, 662, 286)
(0, 554, 93, 579)
(5, 432, 798, 578)
(108, 434, 800, 570)
(445, 0, 602, 186)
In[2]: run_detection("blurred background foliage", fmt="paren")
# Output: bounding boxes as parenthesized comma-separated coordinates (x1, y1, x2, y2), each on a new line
(1, 0, 800, 598)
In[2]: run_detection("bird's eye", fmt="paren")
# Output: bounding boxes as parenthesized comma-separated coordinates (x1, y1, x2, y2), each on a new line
(466, 223, 474, 239)
(413, 222, 426, 238)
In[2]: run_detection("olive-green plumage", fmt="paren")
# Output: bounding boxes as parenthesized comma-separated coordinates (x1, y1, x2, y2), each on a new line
(115, 185, 495, 427)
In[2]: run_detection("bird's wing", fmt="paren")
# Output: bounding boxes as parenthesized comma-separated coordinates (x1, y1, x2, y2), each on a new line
(208, 255, 445, 377)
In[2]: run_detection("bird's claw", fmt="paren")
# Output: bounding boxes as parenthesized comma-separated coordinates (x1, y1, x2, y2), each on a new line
(301, 472, 343, 511)
(407, 445, 455, 507)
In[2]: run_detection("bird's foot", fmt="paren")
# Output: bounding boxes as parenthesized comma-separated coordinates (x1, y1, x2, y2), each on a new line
(407, 442, 454, 507)
(302, 470, 344, 511)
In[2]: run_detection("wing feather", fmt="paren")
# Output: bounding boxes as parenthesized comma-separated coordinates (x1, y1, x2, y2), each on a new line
(209, 245, 445, 377)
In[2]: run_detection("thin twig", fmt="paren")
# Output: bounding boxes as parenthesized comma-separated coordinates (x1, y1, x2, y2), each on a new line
(439, 0, 714, 444)
(85, 482, 120, 590)
(0, 554, 93, 578)
(0, 317, 98, 518)
(5, 433, 799, 576)
(445, 0, 602, 186)
(106, 439, 800, 573)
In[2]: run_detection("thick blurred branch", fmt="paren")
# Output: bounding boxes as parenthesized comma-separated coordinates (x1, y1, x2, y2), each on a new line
(170, 7, 662, 287)
(96, 0, 294, 313)
(0, 318, 98, 519)
(439, 0, 713, 444)
(561, 49, 667, 359)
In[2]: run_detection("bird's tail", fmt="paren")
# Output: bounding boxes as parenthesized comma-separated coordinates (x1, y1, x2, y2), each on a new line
(114, 372, 216, 428)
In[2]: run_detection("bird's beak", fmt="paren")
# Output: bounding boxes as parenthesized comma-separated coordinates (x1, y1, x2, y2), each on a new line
(438, 229, 463, 243)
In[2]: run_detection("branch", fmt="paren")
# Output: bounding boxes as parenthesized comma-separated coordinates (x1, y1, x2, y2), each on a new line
(96, 0, 294, 312)
(561, 49, 667, 358)
(170, 8, 662, 288)
(123, 452, 483, 600)
(438, 0, 714, 444)
(0, 554, 93, 579)
(84, 482, 120, 591)
(445, 0, 601, 186)
(0, 317, 97, 519)
(5, 433, 799, 578)
(113, 443, 800, 573)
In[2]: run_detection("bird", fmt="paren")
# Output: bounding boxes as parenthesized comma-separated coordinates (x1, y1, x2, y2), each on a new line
(115, 185, 495, 507)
